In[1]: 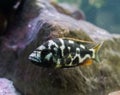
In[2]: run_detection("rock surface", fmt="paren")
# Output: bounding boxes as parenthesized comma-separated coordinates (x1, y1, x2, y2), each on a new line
(0, 78, 20, 95)
(108, 91, 120, 95)
(0, 0, 120, 95)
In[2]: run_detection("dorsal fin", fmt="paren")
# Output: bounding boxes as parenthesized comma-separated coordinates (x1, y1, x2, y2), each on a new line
(61, 37, 94, 44)
(60, 37, 96, 49)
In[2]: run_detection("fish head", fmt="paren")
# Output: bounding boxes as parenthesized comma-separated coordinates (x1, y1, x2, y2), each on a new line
(28, 49, 54, 67)
(28, 50, 41, 63)
(28, 46, 56, 67)
(28, 44, 50, 63)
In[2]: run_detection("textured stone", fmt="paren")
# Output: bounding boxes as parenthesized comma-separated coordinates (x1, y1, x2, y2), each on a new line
(108, 91, 120, 95)
(0, 78, 20, 95)
(51, 2, 85, 20)
(0, 0, 120, 95)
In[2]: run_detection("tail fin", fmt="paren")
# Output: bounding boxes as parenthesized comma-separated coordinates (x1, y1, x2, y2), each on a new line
(93, 41, 104, 63)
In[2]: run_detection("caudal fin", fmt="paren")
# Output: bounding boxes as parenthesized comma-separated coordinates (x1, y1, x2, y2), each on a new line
(93, 41, 104, 63)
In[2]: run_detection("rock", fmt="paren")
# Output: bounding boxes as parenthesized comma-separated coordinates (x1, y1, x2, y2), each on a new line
(108, 91, 120, 95)
(0, 0, 120, 95)
(0, 78, 20, 95)
(51, 2, 85, 20)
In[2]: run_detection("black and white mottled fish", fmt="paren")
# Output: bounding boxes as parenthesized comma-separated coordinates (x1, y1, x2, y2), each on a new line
(28, 38, 103, 68)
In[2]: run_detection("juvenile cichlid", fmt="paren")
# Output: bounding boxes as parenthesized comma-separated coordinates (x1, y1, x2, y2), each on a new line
(28, 38, 103, 68)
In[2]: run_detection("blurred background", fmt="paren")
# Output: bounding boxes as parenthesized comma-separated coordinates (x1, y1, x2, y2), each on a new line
(58, 0, 120, 34)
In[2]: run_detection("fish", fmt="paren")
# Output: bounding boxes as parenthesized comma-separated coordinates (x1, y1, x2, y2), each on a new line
(28, 38, 103, 68)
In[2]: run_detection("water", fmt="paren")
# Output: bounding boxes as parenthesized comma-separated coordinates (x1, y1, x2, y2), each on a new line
(58, 0, 120, 34)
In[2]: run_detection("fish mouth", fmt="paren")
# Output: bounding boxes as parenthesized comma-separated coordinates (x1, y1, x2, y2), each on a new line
(28, 53, 41, 63)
